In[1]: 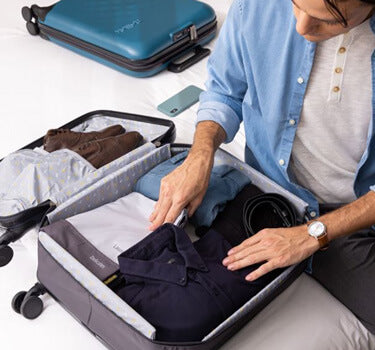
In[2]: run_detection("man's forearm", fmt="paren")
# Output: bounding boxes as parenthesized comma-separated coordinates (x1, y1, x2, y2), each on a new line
(319, 191, 375, 241)
(188, 121, 227, 160)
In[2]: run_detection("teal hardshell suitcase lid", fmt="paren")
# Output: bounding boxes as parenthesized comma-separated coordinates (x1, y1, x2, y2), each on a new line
(21, 0, 217, 77)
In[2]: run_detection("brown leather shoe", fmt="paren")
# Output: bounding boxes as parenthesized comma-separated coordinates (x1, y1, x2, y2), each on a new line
(44, 124, 126, 152)
(72, 131, 143, 168)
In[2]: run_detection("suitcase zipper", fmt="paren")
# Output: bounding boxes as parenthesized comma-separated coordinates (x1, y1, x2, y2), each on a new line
(38, 20, 217, 72)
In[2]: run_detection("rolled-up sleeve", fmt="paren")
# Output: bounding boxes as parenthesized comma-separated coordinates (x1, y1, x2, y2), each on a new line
(197, 0, 248, 143)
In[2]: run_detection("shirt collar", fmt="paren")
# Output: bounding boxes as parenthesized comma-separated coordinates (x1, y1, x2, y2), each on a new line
(118, 224, 208, 286)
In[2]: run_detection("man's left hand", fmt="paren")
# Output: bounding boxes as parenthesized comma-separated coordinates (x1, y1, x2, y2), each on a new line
(222, 226, 320, 281)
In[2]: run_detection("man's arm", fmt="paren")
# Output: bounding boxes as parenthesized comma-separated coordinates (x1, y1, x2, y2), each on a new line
(149, 0, 247, 230)
(148, 121, 226, 231)
(223, 191, 375, 281)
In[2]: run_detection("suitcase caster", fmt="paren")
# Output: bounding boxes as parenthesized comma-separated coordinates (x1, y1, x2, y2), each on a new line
(11, 291, 27, 314)
(0, 245, 13, 267)
(21, 6, 34, 22)
(26, 21, 39, 36)
(12, 283, 46, 320)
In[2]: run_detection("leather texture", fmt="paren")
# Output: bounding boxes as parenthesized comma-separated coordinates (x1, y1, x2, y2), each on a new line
(72, 131, 143, 168)
(44, 124, 125, 152)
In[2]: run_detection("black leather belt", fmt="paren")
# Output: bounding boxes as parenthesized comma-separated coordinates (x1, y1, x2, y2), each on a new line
(243, 193, 297, 237)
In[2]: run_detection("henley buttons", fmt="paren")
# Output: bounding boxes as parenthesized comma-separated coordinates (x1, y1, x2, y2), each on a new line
(279, 159, 285, 166)
(338, 47, 346, 54)
(335, 67, 343, 74)
(297, 77, 304, 84)
(289, 119, 296, 126)
(333, 86, 340, 93)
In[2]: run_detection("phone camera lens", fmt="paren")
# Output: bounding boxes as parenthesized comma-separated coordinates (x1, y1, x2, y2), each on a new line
(170, 108, 178, 113)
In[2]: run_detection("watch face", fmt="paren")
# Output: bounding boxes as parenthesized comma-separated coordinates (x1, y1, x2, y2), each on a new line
(308, 221, 325, 238)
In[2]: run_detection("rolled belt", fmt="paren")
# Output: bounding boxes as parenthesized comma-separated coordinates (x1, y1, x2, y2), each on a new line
(243, 193, 297, 237)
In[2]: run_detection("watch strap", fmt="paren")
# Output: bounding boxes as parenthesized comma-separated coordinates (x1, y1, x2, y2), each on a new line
(318, 233, 329, 251)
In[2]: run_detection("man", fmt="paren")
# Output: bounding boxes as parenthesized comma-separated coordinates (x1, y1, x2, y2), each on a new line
(150, 0, 375, 334)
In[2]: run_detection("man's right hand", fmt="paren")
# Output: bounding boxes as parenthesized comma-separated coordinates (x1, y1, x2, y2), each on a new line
(148, 121, 227, 231)
(148, 150, 213, 231)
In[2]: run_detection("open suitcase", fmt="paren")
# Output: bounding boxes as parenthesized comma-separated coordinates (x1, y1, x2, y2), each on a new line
(21, 0, 217, 77)
(2, 111, 311, 349)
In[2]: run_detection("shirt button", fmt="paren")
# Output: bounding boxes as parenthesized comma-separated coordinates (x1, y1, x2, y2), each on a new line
(289, 119, 296, 126)
(310, 211, 317, 218)
(297, 77, 304, 84)
(179, 278, 186, 284)
(279, 159, 285, 166)
(338, 47, 346, 54)
(332, 86, 340, 93)
(335, 67, 343, 74)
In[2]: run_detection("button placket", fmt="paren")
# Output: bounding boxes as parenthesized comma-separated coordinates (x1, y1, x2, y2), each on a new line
(328, 33, 353, 102)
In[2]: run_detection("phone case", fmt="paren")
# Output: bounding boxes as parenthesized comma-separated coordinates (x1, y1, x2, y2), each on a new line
(157, 85, 203, 117)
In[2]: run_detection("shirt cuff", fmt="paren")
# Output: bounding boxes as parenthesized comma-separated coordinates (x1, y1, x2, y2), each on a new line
(196, 101, 241, 143)
(370, 185, 375, 192)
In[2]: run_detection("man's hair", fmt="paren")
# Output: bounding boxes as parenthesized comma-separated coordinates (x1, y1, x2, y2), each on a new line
(324, 0, 375, 27)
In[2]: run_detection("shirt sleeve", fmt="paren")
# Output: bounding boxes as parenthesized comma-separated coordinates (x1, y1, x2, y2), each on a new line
(371, 185, 375, 192)
(196, 0, 248, 143)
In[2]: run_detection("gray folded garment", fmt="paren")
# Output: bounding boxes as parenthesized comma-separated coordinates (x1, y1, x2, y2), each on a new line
(0, 148, 95, 216)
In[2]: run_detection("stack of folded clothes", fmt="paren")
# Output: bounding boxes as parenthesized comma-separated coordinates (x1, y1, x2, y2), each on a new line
(44, 125, 143, 168)
(116, 223, 282, 342)
(134, 151, 252, 228)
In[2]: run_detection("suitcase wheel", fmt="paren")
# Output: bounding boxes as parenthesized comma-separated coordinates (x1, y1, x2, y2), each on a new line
(0, 245, 14, 267)
(11, 291, 27, 314)
(21, 6, 33, 22)
(12, 283, 45, 319)
(20, 295, 44, 320)
(26, 22, 39, 36)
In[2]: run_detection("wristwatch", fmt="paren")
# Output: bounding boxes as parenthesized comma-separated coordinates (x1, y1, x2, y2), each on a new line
(307, 221, 329, 251)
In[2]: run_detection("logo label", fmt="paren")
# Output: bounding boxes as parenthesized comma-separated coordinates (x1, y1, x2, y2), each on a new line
(90, 255, 105, 269)
(115, 19, 141, 33)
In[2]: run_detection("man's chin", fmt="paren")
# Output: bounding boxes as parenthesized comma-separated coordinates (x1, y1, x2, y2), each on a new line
(302, 34, 332, 42)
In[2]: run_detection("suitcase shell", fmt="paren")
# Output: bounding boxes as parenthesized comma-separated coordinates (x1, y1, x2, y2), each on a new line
(22, 0, 217, 77)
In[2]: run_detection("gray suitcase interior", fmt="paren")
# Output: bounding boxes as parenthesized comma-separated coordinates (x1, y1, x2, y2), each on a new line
(35, 125, 310, 350)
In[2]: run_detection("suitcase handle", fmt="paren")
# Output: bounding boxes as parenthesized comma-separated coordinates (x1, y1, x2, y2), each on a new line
(168, 45, 210, 73)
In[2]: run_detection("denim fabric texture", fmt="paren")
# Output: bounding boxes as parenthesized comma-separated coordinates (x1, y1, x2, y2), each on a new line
(197, 0, 375, 217)
(134, 151, 251, 227)
(117, 224, 281, 342)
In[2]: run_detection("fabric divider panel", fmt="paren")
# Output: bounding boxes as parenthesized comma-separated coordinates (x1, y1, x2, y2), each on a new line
(52, 142, 156, 206)
(37, 239, 92, 326)
(71, 115, 170, 143)
(38, 231, 156, 339)
(41, 220, 119, 280)
(48, 144, 171, 223)
(172, 146, 308, 220)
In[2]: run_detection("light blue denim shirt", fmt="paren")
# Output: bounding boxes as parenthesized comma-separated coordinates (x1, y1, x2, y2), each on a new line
(197, 0, 375, 218)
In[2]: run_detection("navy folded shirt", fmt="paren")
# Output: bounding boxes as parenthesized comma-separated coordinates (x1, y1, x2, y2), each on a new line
(117, 223, 282, 342)
(134, 151, 251, 227)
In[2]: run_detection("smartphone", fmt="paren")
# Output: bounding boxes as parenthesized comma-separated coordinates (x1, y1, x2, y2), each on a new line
(157, 85, 204, 117)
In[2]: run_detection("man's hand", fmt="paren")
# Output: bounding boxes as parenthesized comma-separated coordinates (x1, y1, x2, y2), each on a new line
(149, 121, 227, 231)
(223, 225, 319, 281)
(222, 191, 375, 281)
(148, 151, 213, 231)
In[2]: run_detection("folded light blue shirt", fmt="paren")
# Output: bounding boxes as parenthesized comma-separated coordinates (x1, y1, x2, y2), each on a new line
(197, 0, 375, 218)
(134, 151, 251, 227)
